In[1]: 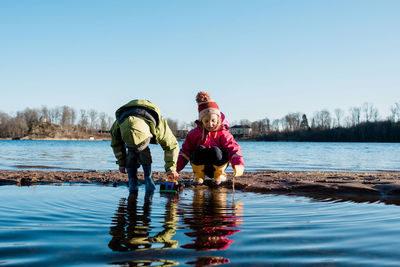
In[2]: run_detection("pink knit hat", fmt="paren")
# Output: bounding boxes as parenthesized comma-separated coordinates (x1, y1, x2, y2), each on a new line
(196, 91, 221, 120)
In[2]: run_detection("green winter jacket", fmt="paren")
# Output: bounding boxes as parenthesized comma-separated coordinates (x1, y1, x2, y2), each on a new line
(110, 100, 179, 172)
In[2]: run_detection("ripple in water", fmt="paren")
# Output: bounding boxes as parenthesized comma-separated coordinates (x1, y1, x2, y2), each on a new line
(1, 185, 400, 266)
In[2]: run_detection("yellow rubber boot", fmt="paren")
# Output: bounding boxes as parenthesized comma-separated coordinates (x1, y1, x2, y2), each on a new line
(190, 163, 205, 185)
(213, 163, 228, 185)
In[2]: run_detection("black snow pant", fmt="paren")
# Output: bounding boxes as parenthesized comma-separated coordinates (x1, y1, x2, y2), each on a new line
(190, 145, 228, 178)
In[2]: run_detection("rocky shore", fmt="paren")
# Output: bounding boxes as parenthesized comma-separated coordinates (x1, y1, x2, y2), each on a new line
(1, 169, 400, 205)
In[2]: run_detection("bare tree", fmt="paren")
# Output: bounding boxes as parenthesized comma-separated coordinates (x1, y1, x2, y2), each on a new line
(99, 112, 110, 131)
(107, 116, 115, 130)
(49, 107, 61, 125)
(390, 102, 400, 122)
(61, 106, 71, 127)
(166, 118, 178, 135)
(40, 106, 50, 122)
(21, 108, 40, 126)
(250, 120, 263, 136)
(261, 118, 270, 134)
(370, 108, 379, 122)
(313, 110, 332, 130)
(61, 106, 77, 127)
(334, 108, 344, 127)
(349, 107, 361, 126)
(239, 119, 251, 126)
(0, 112, 8, 124)
(272, 119, 280, 132)
(8, 113, 29, 138)
(70, 108, 76, 126)
(310, 117, 316, 128)
(0, 112, 10, 138)
(79, 109, 89, 130)
(89, 109, 98, 130)
(362, 102, 379, 122)
(282, 112, 301, 132)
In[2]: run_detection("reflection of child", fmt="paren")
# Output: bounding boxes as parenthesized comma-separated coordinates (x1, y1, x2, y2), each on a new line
(180, 187, 242, 251)
(177, 91, 244, 184)
(186, 256, 230, 266)
(108, 192, 179, 252)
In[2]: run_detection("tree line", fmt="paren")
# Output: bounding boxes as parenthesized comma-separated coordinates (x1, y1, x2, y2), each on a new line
(0, 105, 192, 140)
(0, 106, 115, 139)
(1, 102, 400, 141)
(232, 102, 400, 142)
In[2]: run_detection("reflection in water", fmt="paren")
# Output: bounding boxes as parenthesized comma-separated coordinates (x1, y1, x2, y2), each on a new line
(108, 188, 242, 266)
(110, 259, 179, 266)
(186, 256, 230, 266)
(180, 187, 243, 252)
(289, 192, 400, 206)
(108, 191, 179, 252)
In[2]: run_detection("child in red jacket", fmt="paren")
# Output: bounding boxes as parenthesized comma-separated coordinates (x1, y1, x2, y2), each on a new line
(176, 91, 244, 184)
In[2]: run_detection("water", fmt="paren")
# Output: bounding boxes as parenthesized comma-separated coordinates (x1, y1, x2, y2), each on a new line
(1, 185, 400, 266)
(1, 140, 400, 265)
(1, 140, 400, 172)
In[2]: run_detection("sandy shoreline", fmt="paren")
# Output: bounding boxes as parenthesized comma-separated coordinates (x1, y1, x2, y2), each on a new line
(2, 169, 400, 205)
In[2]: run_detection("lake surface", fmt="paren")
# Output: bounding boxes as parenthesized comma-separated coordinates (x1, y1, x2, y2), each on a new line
(1, 140, 400, 172)
(1, 185, 400, 266)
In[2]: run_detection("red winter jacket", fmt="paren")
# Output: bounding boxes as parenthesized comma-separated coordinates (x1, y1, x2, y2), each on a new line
(176, 113, 244, 172)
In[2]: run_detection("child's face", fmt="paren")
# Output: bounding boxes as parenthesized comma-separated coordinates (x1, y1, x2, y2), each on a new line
(201, 113, 220, 132)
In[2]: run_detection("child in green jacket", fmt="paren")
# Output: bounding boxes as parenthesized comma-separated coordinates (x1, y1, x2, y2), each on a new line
(110, 99, 179, 192)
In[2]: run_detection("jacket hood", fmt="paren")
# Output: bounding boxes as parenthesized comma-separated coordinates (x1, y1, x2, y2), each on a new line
(115, 99, 161, 122)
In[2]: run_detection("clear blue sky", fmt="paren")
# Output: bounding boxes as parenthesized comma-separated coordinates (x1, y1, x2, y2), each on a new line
(1, 0, 399, 124)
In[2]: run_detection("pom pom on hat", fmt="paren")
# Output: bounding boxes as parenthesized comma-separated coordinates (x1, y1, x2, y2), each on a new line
(196, 91, 212, 103)
(196, 91, 221, 120)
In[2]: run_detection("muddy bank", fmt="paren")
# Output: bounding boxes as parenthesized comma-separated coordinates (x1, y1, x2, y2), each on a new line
(1, 170, 400, 205)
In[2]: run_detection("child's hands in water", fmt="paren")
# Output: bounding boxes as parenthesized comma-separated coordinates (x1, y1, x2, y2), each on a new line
(233, 165, 244, 177)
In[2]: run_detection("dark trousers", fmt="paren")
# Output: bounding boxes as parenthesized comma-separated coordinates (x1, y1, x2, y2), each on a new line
(126, 146, 152, 168)
(191, 146, 228, 178)
(126, 146, 154, 192)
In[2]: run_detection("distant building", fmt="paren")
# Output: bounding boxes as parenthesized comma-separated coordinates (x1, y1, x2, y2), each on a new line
(39, 116, 48, 123)
(230, 125, 252, 138)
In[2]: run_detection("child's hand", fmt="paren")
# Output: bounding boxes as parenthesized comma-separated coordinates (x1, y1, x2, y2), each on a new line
(119, 166, 126, 173)
(233, 165, 244, 177)
(167, 170, 179, 180)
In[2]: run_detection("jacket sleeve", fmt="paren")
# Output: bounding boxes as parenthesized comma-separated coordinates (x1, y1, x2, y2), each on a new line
(219, 130, 244, 168)
(110, 120, 126, 166)
(156, 117, 179, 172)
(176, 130, 196, 172)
